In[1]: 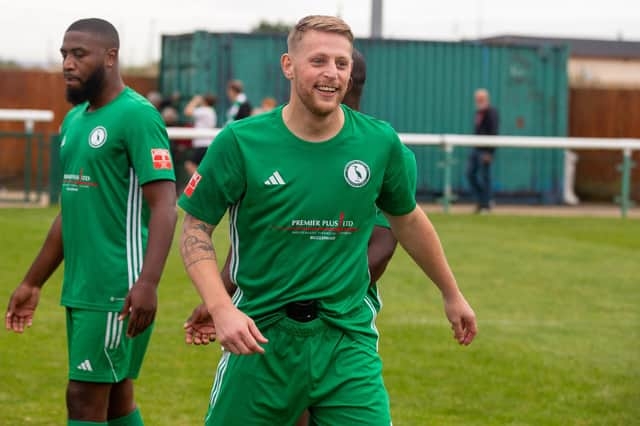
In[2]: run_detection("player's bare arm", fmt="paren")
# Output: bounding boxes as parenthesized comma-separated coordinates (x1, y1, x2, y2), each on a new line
(6, 213, 64, 333)
(180, 213, 268, 355)
(120, 180, 177, 337)
(368, 226, 397, 285)
(184, 251, 236, 345)
(386, 206, 478, 346)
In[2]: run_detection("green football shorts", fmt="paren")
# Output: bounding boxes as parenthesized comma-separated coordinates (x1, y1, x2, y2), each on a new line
(66, 307, 153, 383)
(204, 311, 391, 426)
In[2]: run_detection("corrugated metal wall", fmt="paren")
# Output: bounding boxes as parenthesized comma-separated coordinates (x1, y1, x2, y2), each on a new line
(160, 33, 568, 202)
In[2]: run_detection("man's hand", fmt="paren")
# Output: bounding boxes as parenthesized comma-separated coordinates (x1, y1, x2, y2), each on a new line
(184, 303, 216, 345)
(5, 283, 40, 333)
(119, 282, 157, 338)
(444, 292, 477, 346)
(211, 303, 268, 355)
(481, 153, 493, 164)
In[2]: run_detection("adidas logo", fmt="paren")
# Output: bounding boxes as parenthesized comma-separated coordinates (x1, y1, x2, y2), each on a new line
(77, 360, 93, 372)
(264, 171, 286, 186)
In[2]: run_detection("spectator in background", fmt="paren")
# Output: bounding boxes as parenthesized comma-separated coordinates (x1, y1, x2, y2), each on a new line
(563, 151, 580, 205)
(467, 88, 499, 213)
(225, 80, 252, 124)
(160, 90, 182, 111)
(251, 97, 277, 116)
(146, 90, 163, 111)
(183, 94, 217, 177)
(162, 106, 190, 193)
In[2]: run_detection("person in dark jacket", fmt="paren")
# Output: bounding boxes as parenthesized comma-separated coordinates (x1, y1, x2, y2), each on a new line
(467, 88, 499, 213)
(225, 80, 252, 124)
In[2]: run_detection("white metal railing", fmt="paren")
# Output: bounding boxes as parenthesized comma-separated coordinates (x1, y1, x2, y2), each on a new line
(165, 127, 638, 217)
(0, 109, 55, 132)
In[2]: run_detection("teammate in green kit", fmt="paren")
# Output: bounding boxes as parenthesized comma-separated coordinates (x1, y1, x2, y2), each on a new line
(5, 18, 177, 426)
(179, 15, 476, 426)
(183, 47, 414, 426)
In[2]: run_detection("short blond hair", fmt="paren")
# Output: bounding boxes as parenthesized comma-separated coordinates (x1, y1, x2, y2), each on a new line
(287, 15, 354, 51)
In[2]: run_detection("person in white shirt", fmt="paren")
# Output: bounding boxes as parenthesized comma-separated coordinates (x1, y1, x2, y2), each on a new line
(184, 94, 217, 177)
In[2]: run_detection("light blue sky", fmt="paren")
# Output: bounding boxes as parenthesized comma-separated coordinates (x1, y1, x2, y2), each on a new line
(1, 0, 638, 66)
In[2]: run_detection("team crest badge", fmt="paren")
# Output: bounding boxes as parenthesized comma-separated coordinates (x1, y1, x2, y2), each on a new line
(344, 160, 370, 188)
(88, 126, 108, 148)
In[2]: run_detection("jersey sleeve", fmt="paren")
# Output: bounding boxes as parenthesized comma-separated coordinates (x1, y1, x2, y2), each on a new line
(124, 104, 176, 185)
(376, 129, 417, 216)
(178, 126, 246, 226)
(374, 146, 417, 228)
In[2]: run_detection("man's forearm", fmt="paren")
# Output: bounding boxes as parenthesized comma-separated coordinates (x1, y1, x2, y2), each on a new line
(138, 182, 177, 287)
(22, 213, 64, 288)
(386, 207, 461, 299)
(367, 226, 397, 284)
(181, 214, 234, 311)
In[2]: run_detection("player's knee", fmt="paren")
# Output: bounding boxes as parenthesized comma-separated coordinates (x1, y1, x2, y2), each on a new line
(66, 380, 110, 421)
(108, 379, 136, 419)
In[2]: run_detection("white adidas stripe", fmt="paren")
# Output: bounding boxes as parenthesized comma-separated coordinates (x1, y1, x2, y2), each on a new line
(264, 171, 286, 185)
(77, 360, 93, 372)
(273, 171, 285, 184)
(126, 169, 143, 289)
(229, 201, 241, 285)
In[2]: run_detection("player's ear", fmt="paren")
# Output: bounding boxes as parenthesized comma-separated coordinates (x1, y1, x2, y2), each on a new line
(105, 47, 118, 68)
(281, 53, 293, 80)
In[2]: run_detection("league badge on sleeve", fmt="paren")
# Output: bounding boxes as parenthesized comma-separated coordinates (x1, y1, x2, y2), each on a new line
(184, 172, 202, 197)
(151, 148, 173, 170)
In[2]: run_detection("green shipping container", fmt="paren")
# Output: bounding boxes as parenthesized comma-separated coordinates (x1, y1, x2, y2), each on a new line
(160, 32, 568, 202)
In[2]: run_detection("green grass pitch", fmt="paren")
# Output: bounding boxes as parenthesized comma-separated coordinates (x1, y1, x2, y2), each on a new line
(1, 207, 638, 425)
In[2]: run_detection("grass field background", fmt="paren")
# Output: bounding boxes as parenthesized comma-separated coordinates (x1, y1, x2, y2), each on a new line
(0, 207, 638, 425)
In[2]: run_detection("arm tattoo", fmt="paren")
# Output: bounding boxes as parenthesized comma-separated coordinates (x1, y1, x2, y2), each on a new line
(181, 217, 217, 269)
(195, 222, 214, 234)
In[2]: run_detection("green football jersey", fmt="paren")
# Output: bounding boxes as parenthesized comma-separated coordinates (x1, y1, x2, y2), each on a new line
(59, 87, 175, 311)
(373, 145, 417, 230)
(179, 105, 415, 330)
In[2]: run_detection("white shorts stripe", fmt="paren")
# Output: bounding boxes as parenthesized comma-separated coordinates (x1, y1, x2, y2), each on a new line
(105, 312, 113, 349)
(111, 312, 120, 349)
(205, 351, 231, 422)
(363, 297, 380, 352)
(114, 317, 124, 349)
(104, 348, 119, 382)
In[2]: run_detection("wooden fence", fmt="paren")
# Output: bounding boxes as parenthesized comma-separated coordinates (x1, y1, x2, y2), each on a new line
(569, 88, 640, 201)
(0, 70, 156, 189)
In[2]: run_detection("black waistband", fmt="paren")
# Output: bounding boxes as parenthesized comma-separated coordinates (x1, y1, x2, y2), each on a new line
(285, 300, 317, 323)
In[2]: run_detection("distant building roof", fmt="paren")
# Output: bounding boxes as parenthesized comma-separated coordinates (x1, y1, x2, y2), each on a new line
(479, 35, 640, 59)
